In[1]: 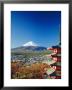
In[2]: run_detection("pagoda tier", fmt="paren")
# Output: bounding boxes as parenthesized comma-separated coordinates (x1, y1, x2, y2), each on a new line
(51, 55, 61, 62)
(52, 46, 61, 54)
(56, 66, 61, 70)
(56, 76, 61, 79)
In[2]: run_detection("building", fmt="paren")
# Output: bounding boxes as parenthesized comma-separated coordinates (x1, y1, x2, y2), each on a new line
(51, 45, 61, 79)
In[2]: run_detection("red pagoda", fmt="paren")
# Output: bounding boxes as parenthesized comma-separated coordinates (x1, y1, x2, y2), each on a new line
(51, 45, 61, 79)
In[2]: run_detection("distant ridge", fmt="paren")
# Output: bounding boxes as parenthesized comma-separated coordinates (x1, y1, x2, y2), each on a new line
(11, 41, 47, 53)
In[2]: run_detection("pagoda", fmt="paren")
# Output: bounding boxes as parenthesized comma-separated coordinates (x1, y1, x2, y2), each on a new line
(51, 45, 61, 79)
(49, 24, 61, 79)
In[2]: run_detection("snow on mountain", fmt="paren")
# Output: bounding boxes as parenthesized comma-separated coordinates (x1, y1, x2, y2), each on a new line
(12, 41, 47, 53)
(23, 41, 38, 47)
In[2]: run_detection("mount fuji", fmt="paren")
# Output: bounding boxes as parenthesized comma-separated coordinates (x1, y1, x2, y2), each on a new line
(11, 41, 47, 53)
(23, 41, 38, 47)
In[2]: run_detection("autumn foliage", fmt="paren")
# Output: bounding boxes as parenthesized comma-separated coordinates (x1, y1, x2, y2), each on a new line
(11, 61, 50, 79)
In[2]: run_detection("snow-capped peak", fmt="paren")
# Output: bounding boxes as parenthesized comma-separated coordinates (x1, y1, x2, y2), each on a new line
(23, 41, 38, 47)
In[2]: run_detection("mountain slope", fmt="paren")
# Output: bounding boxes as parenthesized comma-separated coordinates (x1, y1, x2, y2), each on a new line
(11, 46, 47, 53)
(12, 41, 47, 53)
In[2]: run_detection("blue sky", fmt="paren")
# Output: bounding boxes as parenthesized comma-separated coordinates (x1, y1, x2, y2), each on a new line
(11, 11, 61, 48)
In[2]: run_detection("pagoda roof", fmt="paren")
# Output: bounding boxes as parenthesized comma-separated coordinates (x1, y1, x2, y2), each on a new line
(51, 54, 61, 57)
(52, 45, 61, 48)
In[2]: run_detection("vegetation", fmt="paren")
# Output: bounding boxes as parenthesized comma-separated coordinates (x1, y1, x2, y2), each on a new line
(11, 62, 50, 79)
